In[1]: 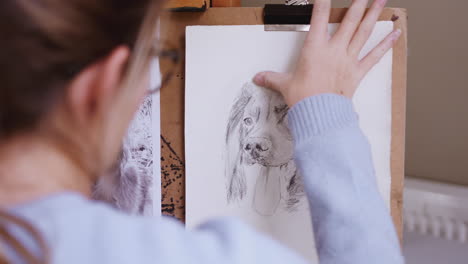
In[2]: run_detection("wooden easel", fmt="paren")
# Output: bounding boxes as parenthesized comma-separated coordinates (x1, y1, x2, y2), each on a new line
(165, 0, 241, 9)
(159, 1, 407, 239)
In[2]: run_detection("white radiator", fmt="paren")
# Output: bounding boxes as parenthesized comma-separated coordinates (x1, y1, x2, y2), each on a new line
(404, 177, 468, 243)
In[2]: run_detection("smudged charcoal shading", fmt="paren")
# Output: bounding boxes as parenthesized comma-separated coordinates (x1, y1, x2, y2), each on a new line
(225, 82, 305, 216)
(93, 96, 154, 216)
(285, 172, 304, 211)
(161, 135, 185, 221)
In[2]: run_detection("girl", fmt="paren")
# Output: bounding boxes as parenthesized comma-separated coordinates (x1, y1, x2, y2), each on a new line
(0, 0, 403, 263)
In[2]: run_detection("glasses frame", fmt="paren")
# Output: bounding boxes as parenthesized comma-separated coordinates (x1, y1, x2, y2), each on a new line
(146, 40, 181, 95)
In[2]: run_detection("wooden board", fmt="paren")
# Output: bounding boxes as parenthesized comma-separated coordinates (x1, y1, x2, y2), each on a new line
(165, 0, 241, 9)
(211, 0, 241, 7)
(159, 7, 407, 240)
(165, 0, 207, 10)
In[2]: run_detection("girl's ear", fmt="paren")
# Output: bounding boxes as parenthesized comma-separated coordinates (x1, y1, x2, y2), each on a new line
(67, 46, 130, 126)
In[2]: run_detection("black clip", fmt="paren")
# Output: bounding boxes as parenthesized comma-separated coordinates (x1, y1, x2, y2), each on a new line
(263, 4, 314, 25)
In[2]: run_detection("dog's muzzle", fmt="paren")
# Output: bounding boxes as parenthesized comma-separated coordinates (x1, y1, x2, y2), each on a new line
(243, 137, 272, 161)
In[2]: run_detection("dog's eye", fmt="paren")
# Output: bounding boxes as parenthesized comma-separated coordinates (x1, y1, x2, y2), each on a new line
(274, 104, 288, 114)
(243, 117, 253, 126)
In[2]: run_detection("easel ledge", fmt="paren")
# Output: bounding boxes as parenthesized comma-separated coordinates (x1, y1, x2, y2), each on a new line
(158, 7, 408, 241)
(165, 0, 241, 9)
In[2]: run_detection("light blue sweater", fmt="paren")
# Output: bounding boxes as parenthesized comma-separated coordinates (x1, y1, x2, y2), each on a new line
(3, 94, 404, 264)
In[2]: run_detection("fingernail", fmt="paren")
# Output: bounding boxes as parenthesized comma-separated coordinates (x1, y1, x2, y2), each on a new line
(253, 73, 264, 85)
(392, 29, 402, 40)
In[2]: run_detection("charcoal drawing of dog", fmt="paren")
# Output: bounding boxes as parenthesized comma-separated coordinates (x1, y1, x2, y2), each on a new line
(93, 141, 153, 215)
(225, 82, 305, 216)
(93, 96, 153, 216)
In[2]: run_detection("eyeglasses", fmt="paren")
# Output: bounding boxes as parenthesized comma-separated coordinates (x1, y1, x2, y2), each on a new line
(147, 40, 181, 95)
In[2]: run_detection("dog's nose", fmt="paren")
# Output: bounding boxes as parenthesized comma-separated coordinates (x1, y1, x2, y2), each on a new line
(244, 138, 271, 152)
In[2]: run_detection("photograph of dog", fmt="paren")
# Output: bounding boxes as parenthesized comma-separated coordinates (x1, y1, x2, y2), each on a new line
(225, 82, 305, 216)
(93, 95, 154, 216)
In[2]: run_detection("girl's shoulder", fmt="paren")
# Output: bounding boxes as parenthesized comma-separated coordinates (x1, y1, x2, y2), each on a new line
(7, 192, 307, 264)
(7, 192, 187, 263)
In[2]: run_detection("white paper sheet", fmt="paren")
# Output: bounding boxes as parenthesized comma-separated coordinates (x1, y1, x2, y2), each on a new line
(150, 58, 162, 217)
(185, 23, 393, 262)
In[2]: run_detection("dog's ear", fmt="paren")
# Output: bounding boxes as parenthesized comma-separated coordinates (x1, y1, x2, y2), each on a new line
(225, 83, 253, 202)
(226, 83, 253, 143)
(226, 149, 247, 202)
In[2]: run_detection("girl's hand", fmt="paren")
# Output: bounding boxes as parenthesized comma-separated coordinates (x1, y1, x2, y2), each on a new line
(253, 0, 401, 107)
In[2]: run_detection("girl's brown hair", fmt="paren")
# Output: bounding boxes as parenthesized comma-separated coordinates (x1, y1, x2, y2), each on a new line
(0, 0, 159, 139)
(0, 0, 163, 262)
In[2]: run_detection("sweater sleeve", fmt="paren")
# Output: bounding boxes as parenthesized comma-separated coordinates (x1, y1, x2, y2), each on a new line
(287, 94, 404, 264)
